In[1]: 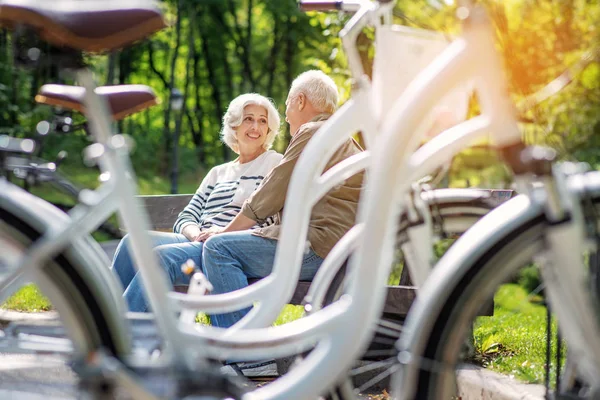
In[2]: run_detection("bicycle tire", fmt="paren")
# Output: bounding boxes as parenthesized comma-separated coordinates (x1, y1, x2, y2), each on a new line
(0, 205, 127, 358)
(395, 194, 600, 399)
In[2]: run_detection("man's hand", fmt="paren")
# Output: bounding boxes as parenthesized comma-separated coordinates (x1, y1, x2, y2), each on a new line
(194, 226, 224, 242)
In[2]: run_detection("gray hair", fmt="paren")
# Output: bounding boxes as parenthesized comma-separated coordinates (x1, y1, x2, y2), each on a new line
(221, 93, 281, 154)
(288, 70, 338, 114)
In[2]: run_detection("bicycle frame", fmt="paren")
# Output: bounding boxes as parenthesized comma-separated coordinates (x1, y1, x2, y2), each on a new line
(1, 2, 512, 397)
(6, 3, 597, 400)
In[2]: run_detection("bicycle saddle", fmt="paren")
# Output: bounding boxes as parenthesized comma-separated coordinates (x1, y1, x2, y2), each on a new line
(36, 84, 159, 121)
(0, 0, 166, 52)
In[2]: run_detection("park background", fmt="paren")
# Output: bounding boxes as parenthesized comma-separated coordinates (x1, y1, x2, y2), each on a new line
(1, 0, 598, 193)
(0, 0, 599, 388)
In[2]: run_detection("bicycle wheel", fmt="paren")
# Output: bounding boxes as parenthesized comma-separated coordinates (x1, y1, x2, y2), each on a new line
(315, 189, 503, 397)
(395, 193, 600, 399)
(0, 197, 129, 358)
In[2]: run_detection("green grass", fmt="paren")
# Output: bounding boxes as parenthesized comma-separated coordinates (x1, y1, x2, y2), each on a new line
(273, 305, 305, 325)
(3, 284, 304, 326)
(3, 282, 564, 386)
(2, 284, 52, 312)
(473, 284, 563, 385)
(194, 304, 305, 326)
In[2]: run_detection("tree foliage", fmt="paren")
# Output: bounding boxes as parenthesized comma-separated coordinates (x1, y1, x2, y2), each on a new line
(0, 0, 598, 189)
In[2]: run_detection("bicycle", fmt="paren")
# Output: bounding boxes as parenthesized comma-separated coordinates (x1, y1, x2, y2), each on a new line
(0, 1, 506, 398)
(295, 0, 600, 398)
(1, 1, 598, 400)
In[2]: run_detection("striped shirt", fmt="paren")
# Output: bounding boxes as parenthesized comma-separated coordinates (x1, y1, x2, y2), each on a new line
(173, 150, 283, 234)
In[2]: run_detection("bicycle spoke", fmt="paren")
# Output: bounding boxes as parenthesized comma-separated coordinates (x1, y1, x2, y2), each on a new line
(367, 336, 397, 346)
(374, 325, 403, 338)
(397, 350, 454, 376)
(355, 363, 400, 394)
(349, 357, 396, 377)
(362, 349, 397, 358)
(377, 318, 404, 333)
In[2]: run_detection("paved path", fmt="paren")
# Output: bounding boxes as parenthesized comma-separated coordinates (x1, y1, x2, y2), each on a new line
(0, 311, 544, 399)
(0, 352, 389, 399)
(0, 354, 77, 399)
(0, 354, 545, 399)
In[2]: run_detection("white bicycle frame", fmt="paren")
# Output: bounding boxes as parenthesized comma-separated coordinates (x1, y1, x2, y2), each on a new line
(4, 1, 598, 399)
(0, 3, 512, 400)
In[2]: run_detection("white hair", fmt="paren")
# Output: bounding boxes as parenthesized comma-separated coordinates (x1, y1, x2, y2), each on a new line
(221, 93, 281, 154)
(288, 70, 338, 114)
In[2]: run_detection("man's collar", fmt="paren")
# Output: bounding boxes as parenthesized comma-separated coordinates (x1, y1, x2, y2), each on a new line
(291, 113, 332, 138)
(309, 113, 332, 123)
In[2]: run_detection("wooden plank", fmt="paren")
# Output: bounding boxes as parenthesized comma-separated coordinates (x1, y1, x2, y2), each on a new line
(139, 194, 193, 231)
(135, 189, 515, 232)
(382, 286, 417, 315)
(488, 189, 515, 206)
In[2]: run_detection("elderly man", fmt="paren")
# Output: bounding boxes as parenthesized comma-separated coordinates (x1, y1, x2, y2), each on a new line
(197, 70, 364, 329)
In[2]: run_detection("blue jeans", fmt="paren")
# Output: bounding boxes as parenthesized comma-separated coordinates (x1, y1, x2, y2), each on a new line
(202, 231, 323, 328)
(111, 232, 204, 312)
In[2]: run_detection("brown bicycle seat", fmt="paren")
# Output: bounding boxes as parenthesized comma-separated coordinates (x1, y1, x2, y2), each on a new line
(35, 84, 159, 121)
(0, 0, 166, 52)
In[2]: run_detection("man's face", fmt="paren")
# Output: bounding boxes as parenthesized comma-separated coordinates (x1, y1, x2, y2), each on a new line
(285, 93, 302, 135)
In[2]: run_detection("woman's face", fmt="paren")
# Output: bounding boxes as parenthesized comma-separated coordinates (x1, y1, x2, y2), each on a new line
(236, 104, 269, 154)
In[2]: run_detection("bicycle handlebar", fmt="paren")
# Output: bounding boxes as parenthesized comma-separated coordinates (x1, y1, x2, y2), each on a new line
(0, 136, 36, 154)
(298, 1, 343, 11)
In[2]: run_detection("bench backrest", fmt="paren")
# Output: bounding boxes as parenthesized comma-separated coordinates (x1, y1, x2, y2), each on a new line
(124, 194, 193, 231)
(135, 190, 514, 232)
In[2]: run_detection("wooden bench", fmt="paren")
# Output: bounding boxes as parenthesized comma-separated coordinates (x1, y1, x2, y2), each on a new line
(102, 190, 514, 317)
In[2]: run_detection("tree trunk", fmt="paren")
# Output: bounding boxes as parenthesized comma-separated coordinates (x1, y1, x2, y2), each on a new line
(246, 0, 253, 91)
(192, 48, 204, 162)
(171, 5, 196, 193)
(284, 17, 295, 94)
(162, 0, 183, 169)
(227, 0, 255, 91)
(106, 52, 118, 85)
(10, 67, 19, 132)
(199, 10, 227, 162)
(283, 17, 296, 141)
(147, 42, 170, 89)
(266, 16, 282, 98)
(189, 7, 205, 164)
(208, 5, 236, 97)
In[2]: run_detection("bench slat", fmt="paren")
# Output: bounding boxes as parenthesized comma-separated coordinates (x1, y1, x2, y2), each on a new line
(139, 194, 193, 231)
(138, 190, 515, 233)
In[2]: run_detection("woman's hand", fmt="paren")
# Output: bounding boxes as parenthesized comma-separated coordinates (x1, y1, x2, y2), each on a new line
(182, 224, 202, 242)
(194, 226, 224, 242)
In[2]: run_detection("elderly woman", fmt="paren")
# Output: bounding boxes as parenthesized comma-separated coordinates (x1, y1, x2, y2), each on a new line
(111, 93, 283, 312)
